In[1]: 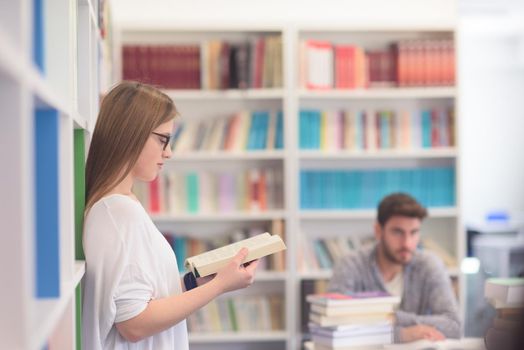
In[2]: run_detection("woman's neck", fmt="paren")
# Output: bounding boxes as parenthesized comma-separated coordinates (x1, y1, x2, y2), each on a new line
(106, 174, 134, 197)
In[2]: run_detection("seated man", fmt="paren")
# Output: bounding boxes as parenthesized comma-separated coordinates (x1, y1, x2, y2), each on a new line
(328, 193, 461, 343)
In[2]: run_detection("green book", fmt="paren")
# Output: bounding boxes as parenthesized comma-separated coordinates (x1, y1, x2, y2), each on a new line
(74, 129, 86, 260)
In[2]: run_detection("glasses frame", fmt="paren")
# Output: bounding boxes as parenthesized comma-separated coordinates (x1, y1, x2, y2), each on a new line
(151, 132, 171, 151)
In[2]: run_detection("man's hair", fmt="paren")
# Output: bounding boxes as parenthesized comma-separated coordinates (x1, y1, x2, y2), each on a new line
(377, 193, 427, 227)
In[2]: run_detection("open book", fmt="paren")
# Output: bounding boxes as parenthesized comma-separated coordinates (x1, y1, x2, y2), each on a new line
(184, 232, 286, 277)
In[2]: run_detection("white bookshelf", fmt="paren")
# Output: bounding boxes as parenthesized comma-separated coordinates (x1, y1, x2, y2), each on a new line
(299, 148, 457, 159)
(297, 86, 456, 99)
(295, 25, 464, 347)
(167, 150, 286, 161)
(114, 19, 463, 350)
(151, 210, 287, 222)
(0, 0, 106, 349)
(189, 331, 288, 343)
(166, 88, 285, 100)
(297, 267, 459, 281)
(299, 207, 459, 220)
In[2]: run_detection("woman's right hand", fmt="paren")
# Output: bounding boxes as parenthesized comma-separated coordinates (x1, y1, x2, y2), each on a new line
(213, 248, 259, 294)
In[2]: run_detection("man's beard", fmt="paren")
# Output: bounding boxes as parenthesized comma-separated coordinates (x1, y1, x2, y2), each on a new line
(381, 241, 412, 265)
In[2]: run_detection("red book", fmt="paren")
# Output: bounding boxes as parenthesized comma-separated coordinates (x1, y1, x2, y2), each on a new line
(431, 108, 440, 147)
(259, 170, 267, 211)
(335, 45, 355, 89)
(219, 42, 230, 89)
(149, 177, 161, 213)
(254, 38, 265, 88)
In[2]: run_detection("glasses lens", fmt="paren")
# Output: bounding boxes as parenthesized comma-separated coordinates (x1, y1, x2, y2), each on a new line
(163, 135, 170, 150)
(152, 132, 170, 151)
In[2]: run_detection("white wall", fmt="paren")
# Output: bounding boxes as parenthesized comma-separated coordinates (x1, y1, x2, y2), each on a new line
(111, 0, 456, 27)
(458, 14, 524, 224)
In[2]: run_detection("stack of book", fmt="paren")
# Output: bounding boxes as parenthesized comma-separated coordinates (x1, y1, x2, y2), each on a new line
(484, 278, 524, 350)
(306, 292, 400, 350)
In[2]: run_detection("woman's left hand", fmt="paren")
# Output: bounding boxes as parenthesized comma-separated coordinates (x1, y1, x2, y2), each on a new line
(196, 274, 215, 286)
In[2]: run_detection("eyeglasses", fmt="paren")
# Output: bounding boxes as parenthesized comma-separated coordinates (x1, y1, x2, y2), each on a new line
(151, 132, 171, 151)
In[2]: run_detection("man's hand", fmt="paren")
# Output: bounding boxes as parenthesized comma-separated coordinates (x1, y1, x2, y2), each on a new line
(400, 324, 446, 343)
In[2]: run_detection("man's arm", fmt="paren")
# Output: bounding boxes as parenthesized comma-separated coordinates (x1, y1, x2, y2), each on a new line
(394, 254, 461, 342)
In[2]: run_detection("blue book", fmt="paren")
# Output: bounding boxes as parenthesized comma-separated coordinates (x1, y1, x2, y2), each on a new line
(421, 110, 432, 148)
(35, 109, 60, 298)
(334, 171, 343, 209)
(346, 172, 357, 209)
(300, 171, 307, 209)
(246, 113, 258, 150)
(312, 110, 321, 149)
(314, 240, 333, 269)
(186, 173, 199, 213)
(299, 110, 307, 149)
(173, 236, 187, 272)
(275, 111, 284, 149)
(313, 171, 322, 209)
(259, 112, 269, 149)
(33, 0, 45, 72)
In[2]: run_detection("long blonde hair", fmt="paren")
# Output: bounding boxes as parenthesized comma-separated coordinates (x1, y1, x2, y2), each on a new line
(85, 81, 177, 213)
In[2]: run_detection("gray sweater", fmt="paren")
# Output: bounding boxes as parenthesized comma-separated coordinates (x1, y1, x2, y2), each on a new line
(328, 244, 461, 342)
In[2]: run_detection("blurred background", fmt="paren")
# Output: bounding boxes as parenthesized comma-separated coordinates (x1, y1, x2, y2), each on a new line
(1, 0, 523, 349)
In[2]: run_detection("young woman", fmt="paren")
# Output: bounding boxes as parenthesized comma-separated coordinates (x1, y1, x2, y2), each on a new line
(82, 81, 259, 349)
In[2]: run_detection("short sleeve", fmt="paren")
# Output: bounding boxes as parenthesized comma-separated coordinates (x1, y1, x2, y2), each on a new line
(114, 263, 154, 323)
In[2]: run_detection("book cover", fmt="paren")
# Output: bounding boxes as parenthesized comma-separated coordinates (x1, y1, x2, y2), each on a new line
(184, 232, 286, 277)
(307, 292, 400, 307)
(485, 278, 524, 305)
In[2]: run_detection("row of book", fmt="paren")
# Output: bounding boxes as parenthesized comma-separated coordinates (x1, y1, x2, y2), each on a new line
(297, 235, 374, 271)
(172, 111, 284, 153)
(297, 235, 458, 271)
(301, 38, 455, 89)
(135, 168, 284, 214)
(300, 167, 456, 209)
(307, 292, 399, 349)
(299, 108, 454, 150)
(163, 220, 286, 273)
(122, 35, 283, 90)
(187, 294, 284, 333)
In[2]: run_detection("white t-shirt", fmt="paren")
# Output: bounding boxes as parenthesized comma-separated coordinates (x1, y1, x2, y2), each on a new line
(82, 194, 188, 350)
(384, 269, 404, 297)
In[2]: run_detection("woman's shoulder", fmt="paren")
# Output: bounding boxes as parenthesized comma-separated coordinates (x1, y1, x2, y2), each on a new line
(87, 194, 146, 226)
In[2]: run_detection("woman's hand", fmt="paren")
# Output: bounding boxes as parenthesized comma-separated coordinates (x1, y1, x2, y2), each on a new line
(212, 248, 259, 294)
(196, 274, 215, 286)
